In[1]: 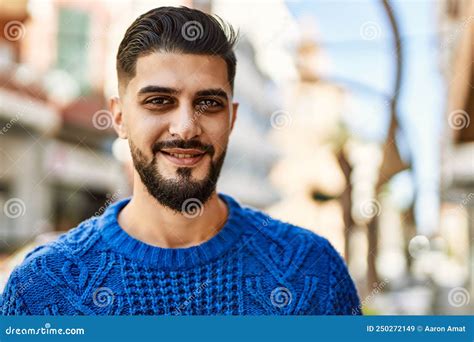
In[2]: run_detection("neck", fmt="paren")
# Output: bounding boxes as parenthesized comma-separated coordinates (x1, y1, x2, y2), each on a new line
(117, 173, 228, 248)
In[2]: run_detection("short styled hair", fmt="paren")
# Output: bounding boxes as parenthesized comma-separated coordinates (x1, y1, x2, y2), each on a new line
(116, 6, 238, 91)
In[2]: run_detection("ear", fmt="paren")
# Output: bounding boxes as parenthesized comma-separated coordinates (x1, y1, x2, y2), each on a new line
(230, 102, 239, 131)
(110, 96, 127, 139)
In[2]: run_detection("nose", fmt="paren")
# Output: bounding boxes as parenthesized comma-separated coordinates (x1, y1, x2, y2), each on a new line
(168, 103, 202, 140)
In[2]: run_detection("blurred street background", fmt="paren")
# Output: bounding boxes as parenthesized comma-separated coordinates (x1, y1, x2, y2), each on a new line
(0, 0, 473, 315)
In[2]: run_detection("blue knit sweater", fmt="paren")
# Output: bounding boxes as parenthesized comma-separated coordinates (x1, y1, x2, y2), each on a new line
(1, 194, 361, 315)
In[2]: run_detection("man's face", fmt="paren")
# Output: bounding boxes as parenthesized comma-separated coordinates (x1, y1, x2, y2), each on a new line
(112, 52, 237, 212)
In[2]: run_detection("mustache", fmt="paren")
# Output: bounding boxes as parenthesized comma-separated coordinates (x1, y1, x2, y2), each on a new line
(152, 139, 215, 156)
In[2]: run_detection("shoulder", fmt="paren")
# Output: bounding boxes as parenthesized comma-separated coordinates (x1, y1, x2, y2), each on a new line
(241, 204, 336, 262)
(17, 218, 99, 272)
(239, 203, 352, 282)
(239, 205, 361, 314)
(1, 217, 103, 315)
(244, 202, 357, 270)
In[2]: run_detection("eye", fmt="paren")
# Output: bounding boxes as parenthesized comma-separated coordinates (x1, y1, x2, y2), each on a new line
(194, 98, 223, 113)
(145, 97, 174, 106)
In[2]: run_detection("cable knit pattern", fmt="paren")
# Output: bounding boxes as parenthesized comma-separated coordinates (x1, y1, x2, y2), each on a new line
(1, 194, 361, 315)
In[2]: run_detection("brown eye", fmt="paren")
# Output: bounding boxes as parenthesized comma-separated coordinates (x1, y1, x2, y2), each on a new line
(195, 99, 223, 112)
(146, 97, 173, 106)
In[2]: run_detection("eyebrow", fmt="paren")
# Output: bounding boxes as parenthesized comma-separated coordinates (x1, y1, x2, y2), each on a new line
(196, 88, 228, 100)
(137, 85, 228, 100)
(137, 85, 179, 96)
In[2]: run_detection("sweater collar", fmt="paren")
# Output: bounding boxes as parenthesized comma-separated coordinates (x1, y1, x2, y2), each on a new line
(97, 193, 247, 269)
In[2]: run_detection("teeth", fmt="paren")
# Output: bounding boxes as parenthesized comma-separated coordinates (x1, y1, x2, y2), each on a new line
(170, 153, 197, 158)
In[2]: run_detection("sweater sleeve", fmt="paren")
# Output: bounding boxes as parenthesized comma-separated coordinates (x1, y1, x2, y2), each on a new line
(325, 242, 362, 315)
(1, 268, 32, 315)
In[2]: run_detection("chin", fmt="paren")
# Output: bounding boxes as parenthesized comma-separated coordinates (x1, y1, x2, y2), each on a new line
(159, 167, 207, 181)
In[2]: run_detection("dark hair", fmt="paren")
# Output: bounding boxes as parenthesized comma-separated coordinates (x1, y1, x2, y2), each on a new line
(116, 6, 238, 91)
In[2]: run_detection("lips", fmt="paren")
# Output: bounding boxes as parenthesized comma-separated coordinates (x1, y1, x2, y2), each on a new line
(159, 148, 207, 166)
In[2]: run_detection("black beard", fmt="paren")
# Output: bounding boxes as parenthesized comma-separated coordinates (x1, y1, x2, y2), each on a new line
(129, 139, 226, 213)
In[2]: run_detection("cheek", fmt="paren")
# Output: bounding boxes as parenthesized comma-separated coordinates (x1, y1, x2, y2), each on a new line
(201, 115, 231, 150)
(127, 111, 167, 150)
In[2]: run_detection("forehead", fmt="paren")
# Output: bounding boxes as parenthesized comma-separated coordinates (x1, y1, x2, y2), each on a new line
(129, 52, 230, 94)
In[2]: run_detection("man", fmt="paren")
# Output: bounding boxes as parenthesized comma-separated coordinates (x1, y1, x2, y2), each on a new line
(1, 6, 361, 315)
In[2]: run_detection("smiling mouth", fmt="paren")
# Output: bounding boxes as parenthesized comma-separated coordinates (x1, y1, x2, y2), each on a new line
(159, 148, 207, 167)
